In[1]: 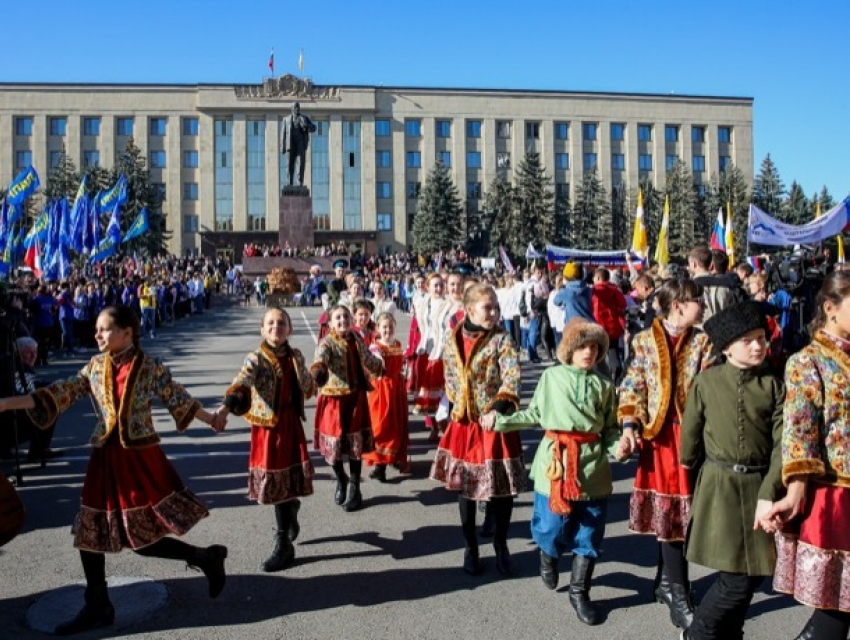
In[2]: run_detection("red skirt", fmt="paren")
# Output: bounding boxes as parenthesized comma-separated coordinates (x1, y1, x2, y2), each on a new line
(430, 418, 525, 500)
(363, 374, 411, 472)
(249, 407, 314, 504)
(629, 420, 692, 541)
(73, 436, 208, 552)
(774, 483, 850, 612)
(314, 391, 374, 464)
(413, 356, 444, 415)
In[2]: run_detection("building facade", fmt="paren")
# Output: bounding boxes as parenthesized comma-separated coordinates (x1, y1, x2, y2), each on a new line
(0, 78, 753, 260)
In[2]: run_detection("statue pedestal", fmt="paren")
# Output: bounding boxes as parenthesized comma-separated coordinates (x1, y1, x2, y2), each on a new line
(279, 191, 315, 249)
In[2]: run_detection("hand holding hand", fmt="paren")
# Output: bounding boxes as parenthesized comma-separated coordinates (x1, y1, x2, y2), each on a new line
(753, 499, 775, 532)
(479, 411, 497, 431)
(209, 408, 228, 433)
(760, 478, 807, 532)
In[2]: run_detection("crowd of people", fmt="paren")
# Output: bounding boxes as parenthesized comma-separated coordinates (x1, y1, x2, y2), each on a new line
(2, 242, 849, 639)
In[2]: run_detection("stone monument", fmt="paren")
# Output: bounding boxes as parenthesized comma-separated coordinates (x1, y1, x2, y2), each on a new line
(279, 102, 316, 247)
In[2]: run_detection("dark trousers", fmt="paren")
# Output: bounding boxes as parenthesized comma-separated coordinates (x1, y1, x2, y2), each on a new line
(689, 572, 763, 640)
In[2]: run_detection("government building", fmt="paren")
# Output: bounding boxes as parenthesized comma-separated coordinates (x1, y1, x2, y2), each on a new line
(0, 77, 753, 261)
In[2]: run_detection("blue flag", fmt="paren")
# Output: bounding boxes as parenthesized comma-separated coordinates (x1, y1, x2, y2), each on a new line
(105, 199, 121, 244)
(7, 166, 40, 206)
(23, 208, 49, 249)
(122, 208, 149, 243)
(0, 199, 8, 255)
(89, 192, 102, 253)
(89, 235, 118, 264)
(69, 177, 89, 252)
(58, 197, 72, 249)
(98, 174, 128, 212)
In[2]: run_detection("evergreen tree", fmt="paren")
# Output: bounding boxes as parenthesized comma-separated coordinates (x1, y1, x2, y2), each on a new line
(571, 171, 610, 250)
(665, 161, 697, 258)
(484, 174, 518, 256)
(752, 154, 785, 219)
(514, 151, 556, 253)
(815, 186, 836, 216)
(610, 182, 629, 249)
(43, 152, 80, 201)
(782, 181, 808, 226)
(553, 186, 570, 247)
(113, 138, 169, 256)
(411, 160, 463, 255)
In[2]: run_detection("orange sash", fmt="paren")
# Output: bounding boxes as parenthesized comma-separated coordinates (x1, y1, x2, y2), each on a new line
(545, 430, 599, 515)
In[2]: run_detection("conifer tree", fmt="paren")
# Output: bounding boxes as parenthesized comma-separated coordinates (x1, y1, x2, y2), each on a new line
(514, 151, 556, 253)
(783, 181, 808, 226)
(572, 171, 610, 250)
(752, 154, 785, 219)
(411, 160, 463, 254)
(484, 174, 518, 256)
(665, 160, 698, 257)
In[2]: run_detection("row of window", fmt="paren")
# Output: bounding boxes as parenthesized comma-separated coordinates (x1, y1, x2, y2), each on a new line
(16, 116, 200, 138)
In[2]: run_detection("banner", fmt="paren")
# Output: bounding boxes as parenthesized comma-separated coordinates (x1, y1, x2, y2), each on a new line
(498, 245, 515, 274)
(748, 199, 849, 247)
(7, 166, 40, 206)
(121, 208, 149, 243)
(546, 245, 641, 267)
(97, 174, 128, 212)
(526, 243, 543, 259)
(89, 235, 119, 263)
(480, 258, 496, 270)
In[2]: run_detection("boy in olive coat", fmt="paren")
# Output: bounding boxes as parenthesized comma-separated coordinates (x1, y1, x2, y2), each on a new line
(681, 300, 785, 640)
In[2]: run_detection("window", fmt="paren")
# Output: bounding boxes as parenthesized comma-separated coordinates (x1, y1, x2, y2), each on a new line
(377, 182, 391, 199)
(405, 119, 421, 137)
(638, 124, 652, 141)
(50, 151, 64, 168)
(15, 150, 32, 169)
(692, 126, 706, 143)
(182, 117, 199, 136)
(183, 150, 199, 168)
(555, 183, 570, 201)
(555, 153, 570, 170)
(639, 154, 653, 171)
(15, 117, 32, 136)
(183, 182, 199, 200)
(436, 120, 451, 137)
(375, 119, 391, 136)
(406, 152, 421, 168)
(375, 150, 391, 168)
(183, 215, 199, 233)
(407, 181, 421, 198)
(437, 151, 451, 167)
(152, 182, 166, 202)
(49, 117, 66, 136)
(497, 121, 511, 138)
(696, 184, 707, 198)
(83, 150, 99, 168)
(150, 150, 166, 168)
(665, 125, 679, 143)
(583, 153, 597, 171)
(83, 117, 100, 136)
(525, 122, 540, 139)
(692, 155, 706, 172)
(466, 120, 482, 138)
(582, 123, 597, 141)
(497, 152, 511, 169)
(611, 154, 625, 171)
(467, 181, 482, 199)
(377, 213, 392, 231)
(117, 117, 134, 136)
(719, 155, 731, 171)
(718, 126, 732, 143)
(666, 154, 678, 171)
(555, 122, 569, 140)
(150, 117, 167, 136)
(467, 152, 482, 168)
(610, 123, 625, 141)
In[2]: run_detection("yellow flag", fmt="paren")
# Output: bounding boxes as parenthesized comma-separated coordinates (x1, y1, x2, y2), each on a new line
(815, 202, 822, 219)
(631, 189, 648, 258)
(654, 195, 670, 267)
(298, 49, 304, 73)
(725, 202, 735, 266)
(838, 236, 845, 264)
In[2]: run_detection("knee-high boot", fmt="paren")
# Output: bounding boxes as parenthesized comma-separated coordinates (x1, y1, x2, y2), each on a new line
(55, 551, 115, 636)
(491, 497, 514, 575)
(568, 555, 601, 626)
(344, 460, 362, 512)
(459, 495, 483, 575)
(658, 542, 693, 630)
(136, 537, 228, 598)
(262, 503, 296, 572)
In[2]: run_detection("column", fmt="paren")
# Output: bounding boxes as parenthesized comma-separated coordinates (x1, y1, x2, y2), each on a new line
(265, 113, 280, 230)
(361, 114, 377, 232)
(421, 116, 436, 170)
(165, 116, 182, 255)
(391, 118, 406, 247)
(198, 114, 215, 233)
(482, 117, 496, 192)
(232, 114, 247, 231)
(32, 116, 47, 179)
(626, 121, 639, 191)
(329, 114, 344, 230)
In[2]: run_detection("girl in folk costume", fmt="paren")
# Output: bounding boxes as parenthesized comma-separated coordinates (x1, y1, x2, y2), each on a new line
(318, 274, 365, 341)
(0, 306, 227, 636)
(618, 279, 715, 631)
(763, 272, 850, 640)
(370, 278, 397, 320)
(218, 307, 316, 573)
(681, 301, 785, 640)
(409, 273, 447, 424)
(311, 305, 385, 512)
(489, 318, 623, 626)
(363, 312, 411, 482)
(402, 273, 428, 393)
(430, 284, 525, 576)
(351, 298, 376, 347)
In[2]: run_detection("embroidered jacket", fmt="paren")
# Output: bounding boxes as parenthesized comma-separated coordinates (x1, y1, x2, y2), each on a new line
(782, 330, 850, 487)
(27, 350, 200, 448)
(443, 323, 520, 423)
(618, 319, 715, 440)
(225, 341, 315, 427)
(310, 330, 384, 396)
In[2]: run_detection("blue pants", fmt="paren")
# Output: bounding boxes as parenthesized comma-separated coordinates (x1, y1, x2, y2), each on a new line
(531, 491, 607, 559)
(142, 307, 156, 335)
(527, 316, 540, 360)
(60, 317, 75, 352)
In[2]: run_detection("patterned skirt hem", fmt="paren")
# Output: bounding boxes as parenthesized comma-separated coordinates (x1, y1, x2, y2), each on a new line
(628, 487, 691, 542)
(429, 448, 525, 500)
(773, 533, 850, 612)
(248, 462, 314, 504)
(315, 431, 373, 464)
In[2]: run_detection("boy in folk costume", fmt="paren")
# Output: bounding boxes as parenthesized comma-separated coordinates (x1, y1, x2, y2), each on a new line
(489, 318, 623, 625)
(681, 300, 784, 640)
(311, 305, 385, 512)
(219, 308, 316, 573)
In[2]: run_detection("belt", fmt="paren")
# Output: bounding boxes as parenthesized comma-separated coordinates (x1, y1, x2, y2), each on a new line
(705, 455, 768, 474)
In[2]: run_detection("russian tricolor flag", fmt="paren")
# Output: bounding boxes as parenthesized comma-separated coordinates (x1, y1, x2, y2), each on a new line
(746, 256, 762, 272)
(710, 207, 726, 251)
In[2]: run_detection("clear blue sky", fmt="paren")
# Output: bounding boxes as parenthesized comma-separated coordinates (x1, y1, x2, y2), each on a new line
(3, 0, 846, 201)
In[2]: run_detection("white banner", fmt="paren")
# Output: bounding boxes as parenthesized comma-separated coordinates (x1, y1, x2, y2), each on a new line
(748, 199, 849, 247)
(545, 245, 641, 266)
(480, 257, 496, 270)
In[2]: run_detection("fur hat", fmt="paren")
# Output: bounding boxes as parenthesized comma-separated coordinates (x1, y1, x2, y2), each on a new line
(563, 262, 582, 281)
(557, 318, 609, 366)
(703, 300, 769, 352)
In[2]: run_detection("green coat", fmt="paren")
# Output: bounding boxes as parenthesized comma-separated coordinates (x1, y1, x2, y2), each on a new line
(495, 364, 620, 500)
(681, 362, 785, 576)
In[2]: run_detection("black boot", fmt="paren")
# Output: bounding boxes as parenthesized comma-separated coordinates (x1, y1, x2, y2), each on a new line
(540, 550, 559, 590)
(794, 610, 850, 640)
(665, 582, 694, 630)
(262, 533, 295, 572)
(334, 474, 349, 506)
(187, 545, 228, 598)
(479, 505, 495, 538)
(287, 500, 301, 542)
(568, 555, 601, 626)
(494, 542, 512, 576)
(343, 476, 362, 512)
(369, 464, 387, 483)
(55, 582, 115, 636)
(463, 547, 484, 575)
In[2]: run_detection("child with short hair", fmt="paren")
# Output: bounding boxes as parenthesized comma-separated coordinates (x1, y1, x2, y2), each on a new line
(363, 312, 411, 482)
(218, 307, 316, 572)
(351, 298, 376, 346)
(311, 304, 385, 511)
(488, 317, 621, 625)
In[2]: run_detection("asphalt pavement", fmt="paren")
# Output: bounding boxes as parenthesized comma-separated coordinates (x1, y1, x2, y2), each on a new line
(0, 299, 810, 639)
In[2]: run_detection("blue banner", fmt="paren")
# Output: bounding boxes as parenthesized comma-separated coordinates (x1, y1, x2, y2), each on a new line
(89, 235, 118, 264)
(122, 208, 149, 243)
(105, 199, 121, 244)
(7, 166, 40, 206)
(69, 177, 89, 252)
(23, 209, 49, 248)
(97, 174, 127, 212)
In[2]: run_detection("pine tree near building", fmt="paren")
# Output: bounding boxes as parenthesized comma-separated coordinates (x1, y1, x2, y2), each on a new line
(514, 151, 556, 254)
(665, 160, 698, 257)
(572, 171, 610, 250)
(783, 181, 808, 226)
(484, 174, 518, 256)
(752, 154, 786, 219)
(411, 160, 463, 255)
(113, 138, 169, 256)
(610, 182, 629, 249)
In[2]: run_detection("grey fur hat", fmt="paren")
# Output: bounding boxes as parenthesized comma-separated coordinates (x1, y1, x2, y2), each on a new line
(557, 318, 609, 366)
